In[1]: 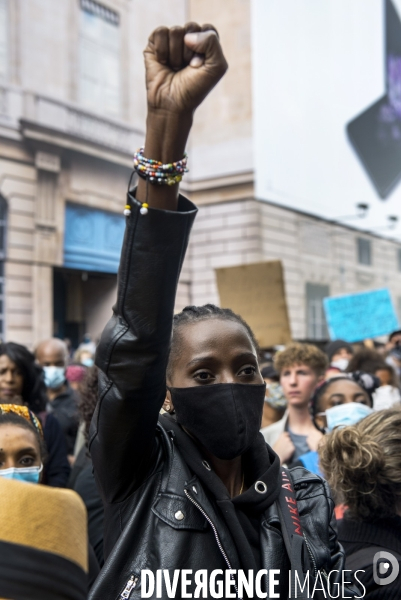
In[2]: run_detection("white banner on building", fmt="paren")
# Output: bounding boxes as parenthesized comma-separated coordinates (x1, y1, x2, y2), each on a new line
(252, 0, 401, 238)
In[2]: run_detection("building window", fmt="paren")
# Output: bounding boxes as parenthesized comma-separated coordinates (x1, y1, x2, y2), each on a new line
(79, 0, 121, 117)
(0, 0, 8, 82)
(306, 283, 329, 340)
(357, 237, 372, 265)
(397, 248, 401, 272)
(0, 196, 7, 338)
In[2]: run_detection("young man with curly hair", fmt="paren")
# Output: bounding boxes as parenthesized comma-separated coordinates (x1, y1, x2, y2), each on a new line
(261, 343, 328, 465)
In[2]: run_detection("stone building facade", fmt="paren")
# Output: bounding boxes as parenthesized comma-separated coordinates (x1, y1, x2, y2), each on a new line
(1, 0, 401, 349)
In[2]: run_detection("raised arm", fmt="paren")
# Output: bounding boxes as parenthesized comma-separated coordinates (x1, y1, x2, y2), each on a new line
(89, 24, 227, 503)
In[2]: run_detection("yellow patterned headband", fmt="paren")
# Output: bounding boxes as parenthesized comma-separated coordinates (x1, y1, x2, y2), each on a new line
(0, 404, 44, 438)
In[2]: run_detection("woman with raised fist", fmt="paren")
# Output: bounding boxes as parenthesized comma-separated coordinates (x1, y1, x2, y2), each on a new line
(89, 24, 355, 600)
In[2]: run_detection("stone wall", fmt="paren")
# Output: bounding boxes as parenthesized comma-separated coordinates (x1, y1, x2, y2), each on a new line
(184, 198, 401, 341)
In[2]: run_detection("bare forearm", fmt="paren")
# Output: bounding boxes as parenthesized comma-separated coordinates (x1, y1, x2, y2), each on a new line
(136, 110, 193, 211)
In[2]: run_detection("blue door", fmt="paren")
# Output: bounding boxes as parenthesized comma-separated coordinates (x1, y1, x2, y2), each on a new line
(63, 203, 125, 273)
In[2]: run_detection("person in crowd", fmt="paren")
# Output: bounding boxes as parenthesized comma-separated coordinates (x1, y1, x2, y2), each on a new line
(260, 365, 287, 428)
(74, 348, 95, 369)
(372, 363, 401, 410)
(0, 409, 100, 591)
(88, 25, 355, 600)
(36, 338, 79, 463)
(386, 342, 401, 379)
(0, 410, 45, 482)
(66, 363, 87, 392)
(385, 328, 401, 352)
(293, 372, 376, 476)
(261, 342, 327, 465)
(71, 366, 104, 567)
(0, 477, 90, 599)
(374, 362, 399, 387)
(0, 342, 70, 486)
(325, 339, 354, 377)
(319, 408, 401, 599)
(313, 372, 376, 431)
(346, 347, 386, 375)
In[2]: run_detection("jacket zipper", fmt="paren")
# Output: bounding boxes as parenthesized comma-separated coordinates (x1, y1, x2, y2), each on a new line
(184, 489, 242, 600)
(303, 535, 318, 577)
(120, 575, 139, 599)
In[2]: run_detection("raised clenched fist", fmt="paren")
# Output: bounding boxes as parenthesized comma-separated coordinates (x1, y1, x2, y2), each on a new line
(144, 23, 228, 116)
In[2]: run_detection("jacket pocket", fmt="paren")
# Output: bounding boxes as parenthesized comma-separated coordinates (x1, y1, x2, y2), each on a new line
(152, 492, 208, 531)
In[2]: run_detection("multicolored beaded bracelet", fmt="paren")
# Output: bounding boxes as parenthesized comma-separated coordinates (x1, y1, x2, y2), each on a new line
(124, 148, 188, 217)
(133, 147, 189, 186)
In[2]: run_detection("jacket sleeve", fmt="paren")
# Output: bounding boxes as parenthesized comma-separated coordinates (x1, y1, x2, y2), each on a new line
(89, 191, 197, 503)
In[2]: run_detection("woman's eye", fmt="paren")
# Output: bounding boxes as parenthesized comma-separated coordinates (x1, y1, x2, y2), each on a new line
(239, 366, 256, 376)
(20, 456, 35, 466)
(194, 371, 213, 381)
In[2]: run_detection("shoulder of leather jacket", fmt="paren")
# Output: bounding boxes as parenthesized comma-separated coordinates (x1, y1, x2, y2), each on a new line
(289, 466, 328, 498)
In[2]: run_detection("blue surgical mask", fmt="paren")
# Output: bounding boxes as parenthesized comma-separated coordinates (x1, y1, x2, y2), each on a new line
(0, 464, 43, 484)
(326, 402, 373, 432)
(43, 366, 65, 389)
(81, 358, 94, 368)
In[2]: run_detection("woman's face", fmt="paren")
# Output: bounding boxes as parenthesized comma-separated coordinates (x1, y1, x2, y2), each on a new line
(0, 424, 41, 470)
(0, 355, 24, 403)
(315, 379, 370, 429)
(167, 319, 263, 389)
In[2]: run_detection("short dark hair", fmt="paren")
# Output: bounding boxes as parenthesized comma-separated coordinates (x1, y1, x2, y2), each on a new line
(0, 342, 47, 413)
(167, 304, 259, 379)
(346, 348, 386, 375)
(0, 412, 46, 463)
(389, 329, 401, 342)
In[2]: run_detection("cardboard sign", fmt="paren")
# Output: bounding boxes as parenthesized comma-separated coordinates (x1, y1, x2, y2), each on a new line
(323, 288, 399, 343)
(215, 261, 291, 347)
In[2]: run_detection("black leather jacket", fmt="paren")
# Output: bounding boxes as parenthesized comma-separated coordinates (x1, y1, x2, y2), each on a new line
(89, 192, 356, 600)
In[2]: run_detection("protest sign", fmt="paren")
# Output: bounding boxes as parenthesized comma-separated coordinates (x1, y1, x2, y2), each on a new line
(215, 261, 291, 347)
(323, 288, 399, 342)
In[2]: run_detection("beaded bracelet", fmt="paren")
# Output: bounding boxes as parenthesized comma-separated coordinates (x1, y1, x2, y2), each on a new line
(133, 147, 189, 186)
(124, 148, 188, 217)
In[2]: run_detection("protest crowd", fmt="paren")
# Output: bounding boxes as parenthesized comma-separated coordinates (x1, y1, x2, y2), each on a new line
(1, 20, 401, 600)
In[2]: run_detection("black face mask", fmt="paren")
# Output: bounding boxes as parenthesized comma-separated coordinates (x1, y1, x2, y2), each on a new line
(168, 383, 266, 460)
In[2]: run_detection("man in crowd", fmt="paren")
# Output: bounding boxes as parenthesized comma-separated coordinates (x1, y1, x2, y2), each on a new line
(36, 338, 79, 464)
(261, 343, 327, 465)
